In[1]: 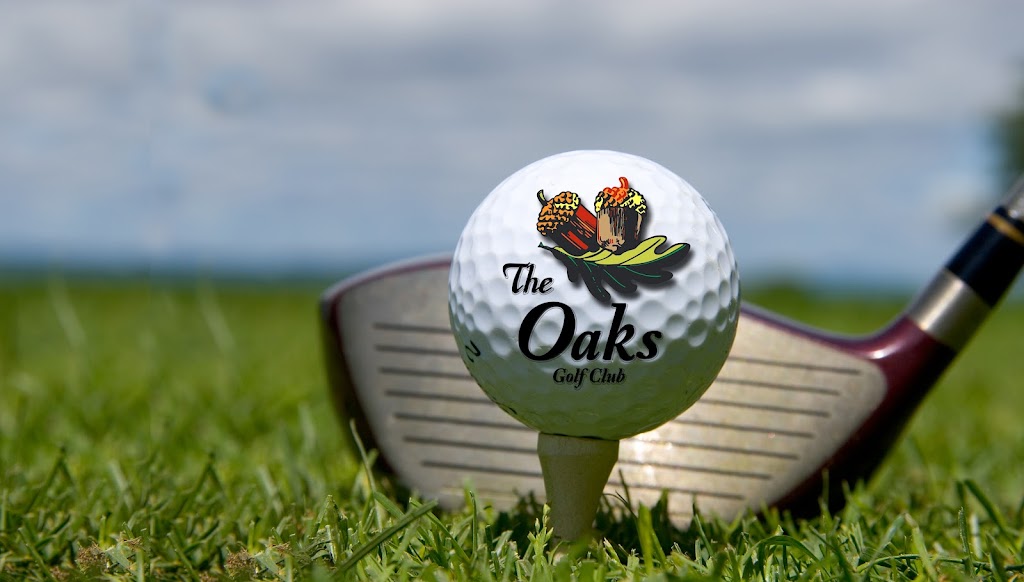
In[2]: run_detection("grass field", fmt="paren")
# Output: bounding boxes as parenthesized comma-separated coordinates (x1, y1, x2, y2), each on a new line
(0, 277, 1022, 580)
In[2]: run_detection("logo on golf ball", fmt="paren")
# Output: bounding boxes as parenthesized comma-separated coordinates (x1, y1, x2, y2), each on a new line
(535, 176, 690, 303)
(494, 175, 694, 382)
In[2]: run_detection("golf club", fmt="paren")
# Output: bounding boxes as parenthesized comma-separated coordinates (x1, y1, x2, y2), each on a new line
(320, 177, 1024, 526)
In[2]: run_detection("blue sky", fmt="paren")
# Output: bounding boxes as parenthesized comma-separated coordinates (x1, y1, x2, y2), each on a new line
(2, 1, 1024, 288)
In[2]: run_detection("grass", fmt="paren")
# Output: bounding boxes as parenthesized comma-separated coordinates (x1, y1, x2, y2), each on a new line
(0, 275, 1022, 580)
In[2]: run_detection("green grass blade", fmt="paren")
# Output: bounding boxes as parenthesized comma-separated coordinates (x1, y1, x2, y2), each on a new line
(336, 499, 437, 574)
(957, 507, 977, 576)
(963, 479, 1015, 548)
(907, 515, 938, 580)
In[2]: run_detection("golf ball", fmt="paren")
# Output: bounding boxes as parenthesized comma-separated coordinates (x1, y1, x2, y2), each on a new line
(449, 150, 739, 440)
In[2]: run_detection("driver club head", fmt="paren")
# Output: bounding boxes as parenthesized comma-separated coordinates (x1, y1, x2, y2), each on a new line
(320, 178, 1024, 525)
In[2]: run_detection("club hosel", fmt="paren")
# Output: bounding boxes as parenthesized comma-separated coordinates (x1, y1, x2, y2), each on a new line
(907, 191, 1024, 351)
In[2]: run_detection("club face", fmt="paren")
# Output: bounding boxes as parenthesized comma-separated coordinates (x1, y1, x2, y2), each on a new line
(321, 256, 897, 525)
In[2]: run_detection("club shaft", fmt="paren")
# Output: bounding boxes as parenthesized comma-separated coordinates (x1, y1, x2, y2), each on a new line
(907, 176, 1024, 350)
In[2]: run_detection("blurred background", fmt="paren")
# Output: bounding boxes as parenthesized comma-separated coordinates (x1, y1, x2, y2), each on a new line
(2, 1, 1024, 290)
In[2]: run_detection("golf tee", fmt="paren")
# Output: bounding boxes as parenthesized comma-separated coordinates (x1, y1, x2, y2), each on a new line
(537, 433, 619, 541)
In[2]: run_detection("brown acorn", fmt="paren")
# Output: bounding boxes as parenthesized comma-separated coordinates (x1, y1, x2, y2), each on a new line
(536, 190, 599, 255)
(594, 177, 646, 253)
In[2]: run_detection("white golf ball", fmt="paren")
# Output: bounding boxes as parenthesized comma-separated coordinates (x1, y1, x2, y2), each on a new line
(449, 150, 739, 440)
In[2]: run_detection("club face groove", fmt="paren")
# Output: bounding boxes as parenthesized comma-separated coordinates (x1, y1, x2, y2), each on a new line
(323, 258, 889, 526)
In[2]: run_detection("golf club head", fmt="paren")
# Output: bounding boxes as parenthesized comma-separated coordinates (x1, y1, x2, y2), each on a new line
(320, 180, 1024, 526)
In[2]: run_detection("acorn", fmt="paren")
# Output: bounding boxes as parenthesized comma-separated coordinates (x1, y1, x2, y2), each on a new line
(536, 190, 599, 255)
(594, 177, 646, 253)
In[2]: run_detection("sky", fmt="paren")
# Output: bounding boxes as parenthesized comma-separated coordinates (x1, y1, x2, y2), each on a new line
(2, 1, 1024, 288)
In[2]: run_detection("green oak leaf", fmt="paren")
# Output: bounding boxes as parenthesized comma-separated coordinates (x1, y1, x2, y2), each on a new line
(539, 239, 690, 303)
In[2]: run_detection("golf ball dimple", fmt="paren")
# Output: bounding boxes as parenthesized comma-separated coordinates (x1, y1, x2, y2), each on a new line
(449, 150, 740, 440)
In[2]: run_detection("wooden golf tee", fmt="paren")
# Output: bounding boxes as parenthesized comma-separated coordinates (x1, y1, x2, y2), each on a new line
(537, 433, 619, 541)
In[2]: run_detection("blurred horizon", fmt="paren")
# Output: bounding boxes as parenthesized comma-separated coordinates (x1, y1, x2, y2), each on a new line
(2, 2, 1024, 293)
